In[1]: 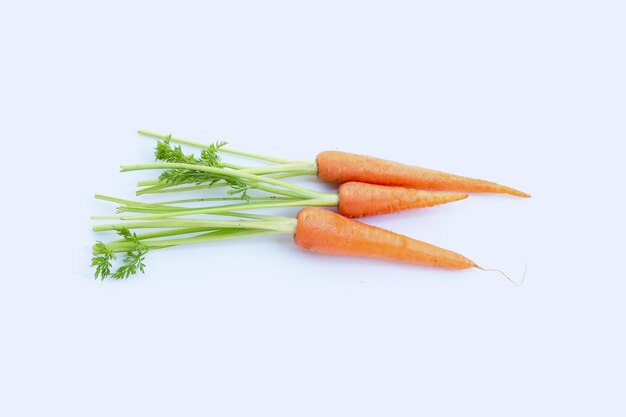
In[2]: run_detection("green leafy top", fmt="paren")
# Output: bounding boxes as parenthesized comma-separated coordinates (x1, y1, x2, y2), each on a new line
(91, 227, 147, 280)
(91, 242, 114, 280)
(155, 135, 227, 166)
(154, 136, 249, 200)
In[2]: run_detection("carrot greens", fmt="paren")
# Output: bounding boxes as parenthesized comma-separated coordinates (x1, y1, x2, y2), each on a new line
(91, 214, 298, 280)
(92, 136, 332, 279)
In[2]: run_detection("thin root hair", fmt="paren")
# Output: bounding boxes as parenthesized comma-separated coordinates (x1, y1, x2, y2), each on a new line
(477, 262, 527, 287)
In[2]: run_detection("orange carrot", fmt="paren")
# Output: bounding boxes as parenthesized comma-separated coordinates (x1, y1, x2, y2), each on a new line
(95, 207, 513, 281)
(138, 131, 529, 197)
(337, 181, 467, 218)
(317, 151, 530, 198)
(294, 207, 476, 269)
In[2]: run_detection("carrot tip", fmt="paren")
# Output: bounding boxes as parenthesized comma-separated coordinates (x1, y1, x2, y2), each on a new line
(476, 263, 527, 287)
(511, 190, 532, 198)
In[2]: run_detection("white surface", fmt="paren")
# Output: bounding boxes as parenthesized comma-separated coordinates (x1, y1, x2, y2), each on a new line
(1, 1, 625, 416)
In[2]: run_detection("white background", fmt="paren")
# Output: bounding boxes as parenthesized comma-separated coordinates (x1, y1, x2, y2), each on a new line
(1, 1, 625, 415)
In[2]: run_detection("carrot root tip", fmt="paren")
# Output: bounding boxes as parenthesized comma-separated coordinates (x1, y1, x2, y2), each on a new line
(476, 263, 527, 287)
(513, 190, 532, 198)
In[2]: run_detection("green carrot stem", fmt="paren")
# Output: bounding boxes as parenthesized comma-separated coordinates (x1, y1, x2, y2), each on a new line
(108, 227, 220, 243)
(93, 218, 298, 233)
(95, 194, 157, 207)
(138, 130, 312, 165)
(138, 178, 304, 199)
(137, 171, 303, 188)
(95, 197, 290, 222)
(135, 167, 315, 196)
(104, 194, 297, 209)
(100, 196, 337, 221)
(220, 162, 243, 169)
(121, 162, 326, 199)
(158, 196, 296, 205)
(243, 163, 318, 175)
(100, 228, 281, 254)
(117, 199, 295, 214)
(135, 182, 172, 195)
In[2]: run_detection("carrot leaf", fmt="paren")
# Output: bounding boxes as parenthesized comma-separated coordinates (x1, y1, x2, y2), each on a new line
(91, 227, 148, 280)
(91, 242, 115, 280)
(154, 137, 251, 199)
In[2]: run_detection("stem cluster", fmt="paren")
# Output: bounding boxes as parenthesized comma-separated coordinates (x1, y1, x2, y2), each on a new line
(91, 131, 328, 279)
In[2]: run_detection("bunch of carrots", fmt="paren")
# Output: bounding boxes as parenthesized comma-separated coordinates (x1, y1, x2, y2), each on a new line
(91, 130, 529, 283)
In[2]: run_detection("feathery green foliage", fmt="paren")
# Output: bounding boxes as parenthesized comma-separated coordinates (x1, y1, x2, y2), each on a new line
(91, 131, 329, 280)
(91, 242, 115, 280)
(91, 227, 147, 280)
(154, 136, 250, 200)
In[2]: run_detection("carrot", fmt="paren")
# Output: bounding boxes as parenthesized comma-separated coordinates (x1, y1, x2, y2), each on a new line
(99, 180, 466, 221)
(138, 131, 530, 198)
(294, 208, 476, 269)
(94, 206, 521, 283)
(92, 207, 478, 279)
(337, 182, 467, 218)
(317, 151, 530, 198)
(117, 155, 469, 219)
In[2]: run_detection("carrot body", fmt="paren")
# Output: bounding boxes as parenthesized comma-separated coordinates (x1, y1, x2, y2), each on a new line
(337, 181, 467, 218)
(316, 151, 530, 198)
(294, 208, 476, 269)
